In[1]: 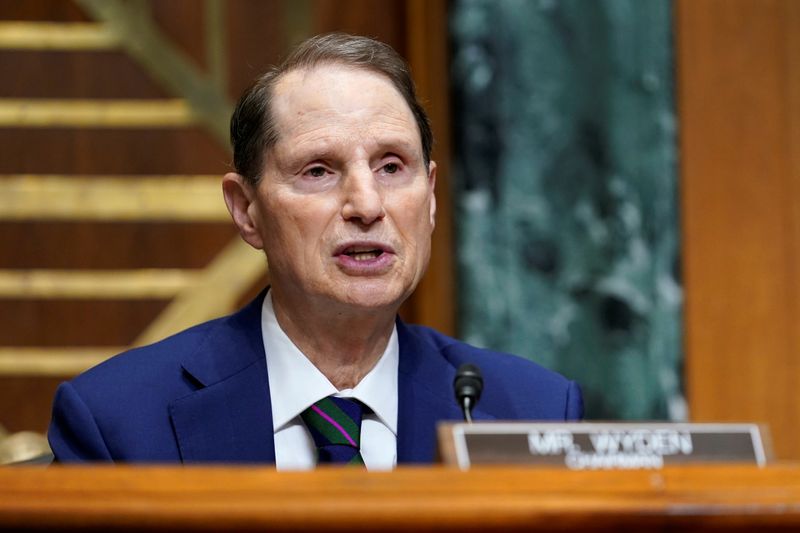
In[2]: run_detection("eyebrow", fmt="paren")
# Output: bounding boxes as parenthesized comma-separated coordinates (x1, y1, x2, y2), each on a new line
(278, 148, 339, 174)
(279, 136, 422, 171)
(373, 137, 420, 156)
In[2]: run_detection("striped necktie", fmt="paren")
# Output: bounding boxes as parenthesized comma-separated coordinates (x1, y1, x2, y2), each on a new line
(301, 396, 366, 466)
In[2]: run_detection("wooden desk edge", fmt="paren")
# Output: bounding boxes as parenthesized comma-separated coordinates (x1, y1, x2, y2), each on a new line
(1, 464, 799, 531)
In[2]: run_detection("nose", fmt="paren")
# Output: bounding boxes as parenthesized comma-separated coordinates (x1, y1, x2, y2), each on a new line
(341, 164, 385, 225)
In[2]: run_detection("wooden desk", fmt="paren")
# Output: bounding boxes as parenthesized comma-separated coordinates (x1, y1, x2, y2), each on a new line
(2, 464, 799, 531)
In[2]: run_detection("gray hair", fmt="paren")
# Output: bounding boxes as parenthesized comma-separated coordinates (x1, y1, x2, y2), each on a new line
(230, 33, 433, 183)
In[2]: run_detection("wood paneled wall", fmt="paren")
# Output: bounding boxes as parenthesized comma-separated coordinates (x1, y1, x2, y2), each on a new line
(677, 0, 800, 460)
(0, 0, 234, 433)
(6, 0, 798, 464)
(0, 0, 452, 434)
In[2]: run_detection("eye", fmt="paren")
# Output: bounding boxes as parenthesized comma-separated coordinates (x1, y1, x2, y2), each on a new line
(383, 162, 400, 174)
(306, 166, 327, 178)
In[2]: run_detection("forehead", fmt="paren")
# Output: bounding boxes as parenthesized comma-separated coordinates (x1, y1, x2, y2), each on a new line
(269, 64, 420, 151)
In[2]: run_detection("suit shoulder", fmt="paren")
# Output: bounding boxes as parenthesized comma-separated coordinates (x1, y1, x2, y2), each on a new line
(404, 324, 568, 385)
(49, 292, 267, 462)
(403, 324, 582, 420)
(69, 316, 222, 396)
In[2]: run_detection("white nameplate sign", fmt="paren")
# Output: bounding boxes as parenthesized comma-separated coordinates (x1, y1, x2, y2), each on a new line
(439, 422, 769, 470)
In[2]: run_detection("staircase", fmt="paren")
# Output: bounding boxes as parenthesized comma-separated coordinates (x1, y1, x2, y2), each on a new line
(0, 0, 271, 433)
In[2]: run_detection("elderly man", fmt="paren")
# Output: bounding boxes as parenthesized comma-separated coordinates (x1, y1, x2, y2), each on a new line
(48, 33, 582, 468)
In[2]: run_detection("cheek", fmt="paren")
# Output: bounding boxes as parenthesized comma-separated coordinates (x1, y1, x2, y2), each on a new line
(264, 199, 335, 259)
(257, 201, 301, 260)
(410, 190, 435, 232)
(397, 195, 435, 250)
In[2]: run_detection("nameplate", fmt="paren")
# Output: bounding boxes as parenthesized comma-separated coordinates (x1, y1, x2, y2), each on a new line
(438, 422, 769, 470)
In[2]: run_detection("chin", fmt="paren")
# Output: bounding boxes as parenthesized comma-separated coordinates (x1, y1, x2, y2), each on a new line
(333, 281, 409, 312)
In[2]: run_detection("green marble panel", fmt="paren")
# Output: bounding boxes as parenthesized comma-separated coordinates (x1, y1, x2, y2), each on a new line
(451, 0, 683, 420)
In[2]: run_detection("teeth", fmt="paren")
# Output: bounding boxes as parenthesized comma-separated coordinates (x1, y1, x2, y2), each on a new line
(352, 251, 379, 261)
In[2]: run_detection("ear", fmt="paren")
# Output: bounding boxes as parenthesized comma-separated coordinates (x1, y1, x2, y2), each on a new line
(222, 172, 265, 250)
(427, 161, 437, 229)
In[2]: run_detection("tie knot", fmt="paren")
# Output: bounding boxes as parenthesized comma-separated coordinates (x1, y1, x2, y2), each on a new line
(301, 396, 366, 465)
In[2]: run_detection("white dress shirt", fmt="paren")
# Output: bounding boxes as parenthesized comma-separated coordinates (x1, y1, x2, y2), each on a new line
(261, 291, 399, 470)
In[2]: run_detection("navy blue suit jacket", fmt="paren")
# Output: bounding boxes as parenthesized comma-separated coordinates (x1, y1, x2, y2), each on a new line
(48, 292, 583, 463)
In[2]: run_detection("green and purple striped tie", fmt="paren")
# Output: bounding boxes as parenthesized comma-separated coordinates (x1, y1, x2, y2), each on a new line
(301, 396, 366, 466)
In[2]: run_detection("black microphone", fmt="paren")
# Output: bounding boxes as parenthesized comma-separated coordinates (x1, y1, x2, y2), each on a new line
(454, 363, 483, 423)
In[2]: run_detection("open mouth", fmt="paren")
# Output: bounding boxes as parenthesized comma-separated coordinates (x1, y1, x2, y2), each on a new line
(342, 247, 385, 261)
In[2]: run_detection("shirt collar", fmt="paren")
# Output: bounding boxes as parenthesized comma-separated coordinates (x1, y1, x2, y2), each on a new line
(261, 290, 399, 435)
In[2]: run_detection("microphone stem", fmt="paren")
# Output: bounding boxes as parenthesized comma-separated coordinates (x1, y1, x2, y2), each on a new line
(463, 396, 473, 424)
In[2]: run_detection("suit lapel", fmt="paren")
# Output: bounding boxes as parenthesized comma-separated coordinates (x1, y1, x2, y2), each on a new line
(169, 292, 276, 463)
(396, 321, 494, 464)
(167, 297, 491, 465)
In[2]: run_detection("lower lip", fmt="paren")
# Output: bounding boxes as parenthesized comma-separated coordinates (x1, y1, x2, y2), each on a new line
(335, 252, 396, 274)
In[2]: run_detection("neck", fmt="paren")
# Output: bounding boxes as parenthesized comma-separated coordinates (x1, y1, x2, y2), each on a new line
(270, 289, 397, 390)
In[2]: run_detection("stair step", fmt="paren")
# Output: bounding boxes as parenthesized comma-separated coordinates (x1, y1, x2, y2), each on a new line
(0, 174, 228, 221)
(0, 347, 122, 376)
(0, 22, 117, 50)
(0, 269, 198, 299)
(0, 99, 195, 127)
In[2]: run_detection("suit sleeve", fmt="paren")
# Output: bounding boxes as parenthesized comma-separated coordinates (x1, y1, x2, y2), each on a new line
(48, 382, 113, 462)
(564, 380, 584, 421)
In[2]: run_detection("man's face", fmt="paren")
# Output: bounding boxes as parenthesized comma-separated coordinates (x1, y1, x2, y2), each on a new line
(244, 64, 436, 313)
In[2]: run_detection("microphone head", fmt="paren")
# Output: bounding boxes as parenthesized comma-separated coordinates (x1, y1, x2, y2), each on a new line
(454, 363, 483, 405)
